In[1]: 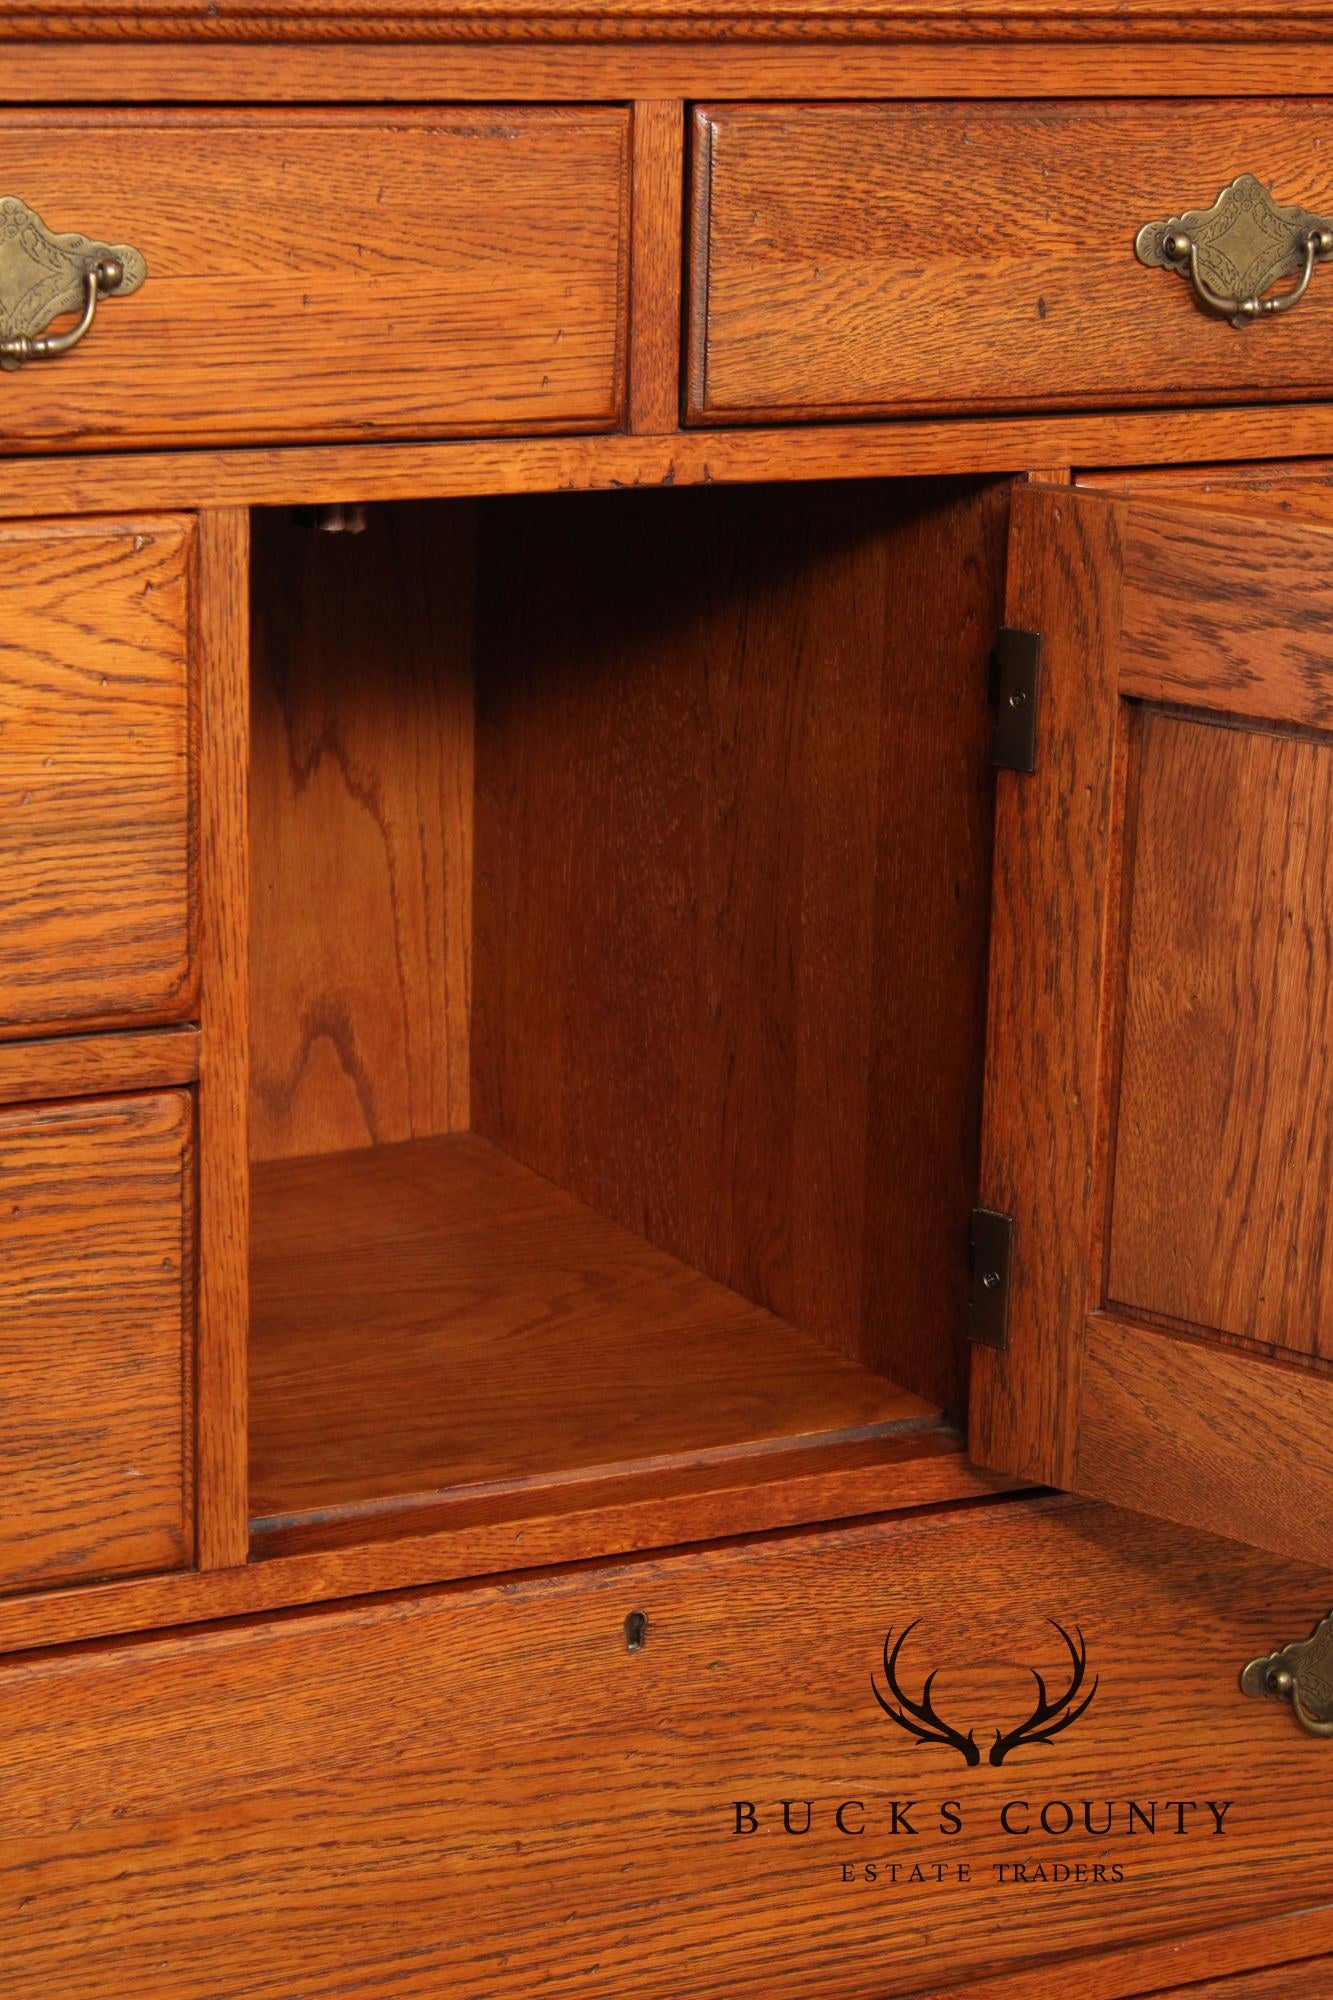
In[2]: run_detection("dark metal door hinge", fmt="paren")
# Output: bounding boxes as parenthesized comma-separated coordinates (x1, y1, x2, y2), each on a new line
(969, 1208, 1015, 1351)
(991, 627, 1042, 774)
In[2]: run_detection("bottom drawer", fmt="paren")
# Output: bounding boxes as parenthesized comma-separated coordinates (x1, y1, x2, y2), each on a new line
(0, 1090, 192, 1594)
(0, 1497, 1329, 1998)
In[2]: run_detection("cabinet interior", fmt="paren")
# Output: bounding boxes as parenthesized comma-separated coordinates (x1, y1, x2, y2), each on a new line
(246, 477, 1009, 1551)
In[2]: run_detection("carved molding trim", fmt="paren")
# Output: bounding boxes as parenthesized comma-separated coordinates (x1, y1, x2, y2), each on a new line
(0, 0, 1331, 41)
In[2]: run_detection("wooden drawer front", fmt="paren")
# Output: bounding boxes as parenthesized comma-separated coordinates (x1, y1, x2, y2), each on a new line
(0, 1090, 192, 1596)
(1, 1500, 1330, 1998)
(689, 101, 1333, 424)
(0, 516, 193, 1036)
(0, 109, 630, 453)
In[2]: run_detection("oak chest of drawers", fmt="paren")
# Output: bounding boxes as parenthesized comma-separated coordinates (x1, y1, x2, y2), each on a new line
(2, 6, 1333, 1997)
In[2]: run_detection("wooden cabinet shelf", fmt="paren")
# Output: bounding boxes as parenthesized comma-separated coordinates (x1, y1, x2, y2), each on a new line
(249, 1130, 938, 1541)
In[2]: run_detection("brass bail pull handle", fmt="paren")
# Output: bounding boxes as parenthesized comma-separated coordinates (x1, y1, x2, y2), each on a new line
(1137, 174, 1333, 329)
(0, 255, 123, 367)
(0, 196, 146, 372)
(1168, 221, 1332, 323)
(1242, 1611, 1333, 1739)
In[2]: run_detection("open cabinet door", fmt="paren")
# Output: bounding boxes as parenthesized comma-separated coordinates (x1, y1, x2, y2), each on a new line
(971, 475, 1333, 1565)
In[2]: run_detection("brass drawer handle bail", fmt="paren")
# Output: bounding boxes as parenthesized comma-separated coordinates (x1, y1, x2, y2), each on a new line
(0, 196, 146, 371)
(1242, 1610, 1333, 1738)
(1136, 174, 1333, 328)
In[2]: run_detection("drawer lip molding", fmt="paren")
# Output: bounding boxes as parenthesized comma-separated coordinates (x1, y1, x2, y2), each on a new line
(0, 106, 631, 454)
(688, 98, 1333, 426)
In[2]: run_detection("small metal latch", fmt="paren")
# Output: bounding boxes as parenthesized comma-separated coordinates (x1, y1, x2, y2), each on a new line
(991, 627, 1042, 774)
(969, 1208, 1014, 1351)
(292, 503, 368, 535)
(1242, 1611, 1333, 1738)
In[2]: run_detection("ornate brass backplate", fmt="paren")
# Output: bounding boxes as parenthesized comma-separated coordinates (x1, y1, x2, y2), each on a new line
(1242, 1611, 1333, 1738)
(0, 196, 146, 369)
(1136, 173, 1333, 327)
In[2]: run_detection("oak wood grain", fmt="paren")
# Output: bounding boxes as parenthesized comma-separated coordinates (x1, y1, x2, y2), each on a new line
(194, 509, 251, 1572)
(473, 479, 1006, 1409)
(972, 478, 1333, 1567)
(249, 1131, 936, 1534)
(4, 39, 1333, 102)
(0, 1429, 1003, 1655)
(0, 516, 193, 1037)
(1078, 1316, 1333, 1565)
(923, 1907, 1333, 2000)
(971, 483, 1122, 1486)
(1119, 502, 1333, 725)
(249, 504, 473, 1160)
(1082, 459, 1333, 503)
(1140, 1961, 1333, 2000)
(0, 1027, 198, 1107)
(249, 1425, 996, 1558)
(0, 1089, 192, 1596)
(4, 409, 1333, 521)
(628, 100, 685, 434)
(0, 108, 629, 453)
(0, 1498, 1330, 1998)
(1109, 709, 1333, 1360)
(689, 101, 1333, 424)
(2, 0, 1332, 38)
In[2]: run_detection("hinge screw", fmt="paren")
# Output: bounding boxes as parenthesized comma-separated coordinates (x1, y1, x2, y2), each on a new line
(981, 1269, 1002, 1290)
(1008, 689, 1028, 709)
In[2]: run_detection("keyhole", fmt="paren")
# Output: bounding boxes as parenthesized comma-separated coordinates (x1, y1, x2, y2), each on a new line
(624, 1610, 648, 1652)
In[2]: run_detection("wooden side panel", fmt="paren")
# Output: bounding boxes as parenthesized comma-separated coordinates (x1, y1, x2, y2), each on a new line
(473, 479, 1006, 1408)
(689, 100, 1333, 424)
(0, 516, 192, 1036)
(0, 1090, 192, 1595)
(0, 108, 630, 452)
(249, 504, 474, 1161)
(1109, 711, 1333, 1358)
(0, 1499, 1331, 1998)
